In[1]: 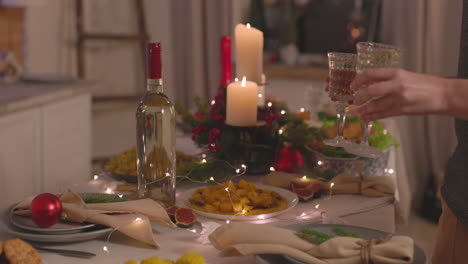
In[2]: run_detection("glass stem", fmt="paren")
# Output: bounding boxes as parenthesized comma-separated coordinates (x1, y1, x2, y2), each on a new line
(362, 121, 373, 145)
(336, 102, 348, 139)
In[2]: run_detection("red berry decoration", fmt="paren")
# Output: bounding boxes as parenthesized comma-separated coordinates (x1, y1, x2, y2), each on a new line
(30, 193, 63, 228)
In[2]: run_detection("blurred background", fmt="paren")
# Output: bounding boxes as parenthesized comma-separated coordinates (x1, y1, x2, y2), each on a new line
(0, 0, 463, 257)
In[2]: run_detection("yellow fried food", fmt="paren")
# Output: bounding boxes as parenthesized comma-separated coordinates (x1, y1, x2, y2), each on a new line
(189, 180, 287, 215)
(175, 253, 205, 264)
(104, 146, 193, 177)
(141, 256, 174, 264)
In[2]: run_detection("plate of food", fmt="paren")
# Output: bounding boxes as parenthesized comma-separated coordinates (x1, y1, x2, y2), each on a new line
(256, 224, 427, 264)
(103, 146, 194, 183)
(178, 180, 298, 221)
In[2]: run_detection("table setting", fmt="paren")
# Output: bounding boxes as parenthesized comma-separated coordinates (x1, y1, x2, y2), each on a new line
(0, 22, 423, 264)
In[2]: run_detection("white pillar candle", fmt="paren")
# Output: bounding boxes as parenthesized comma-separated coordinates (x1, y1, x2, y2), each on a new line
(226, 77, 258, 126)
(235, 23, 263, 84)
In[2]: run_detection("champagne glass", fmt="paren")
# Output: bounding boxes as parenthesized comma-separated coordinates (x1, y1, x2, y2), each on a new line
(344, 42, 401, 158)
(323, 52, 357, 147)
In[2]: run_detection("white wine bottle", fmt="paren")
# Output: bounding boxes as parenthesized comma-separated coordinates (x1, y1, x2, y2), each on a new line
(136, 43, 176, 207)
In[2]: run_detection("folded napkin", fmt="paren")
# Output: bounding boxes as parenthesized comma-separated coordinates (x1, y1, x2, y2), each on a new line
(13, 190, 175, 248)
(209, 222, 413, 264)
(324, 173, 395, 197)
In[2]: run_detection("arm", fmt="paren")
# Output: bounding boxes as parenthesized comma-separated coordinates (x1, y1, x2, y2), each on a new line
(350, 68, 468, 121)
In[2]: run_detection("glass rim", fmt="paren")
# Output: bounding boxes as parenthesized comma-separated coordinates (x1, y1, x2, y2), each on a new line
(356, 42, 401, 52)
(328, 52, 357, 58)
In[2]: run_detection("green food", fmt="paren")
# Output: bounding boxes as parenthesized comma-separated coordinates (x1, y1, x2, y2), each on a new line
(297, 227, 362, 244)
(320, 145, 356, 158)
(297, 228, 333, 244)
(82, 194, 128, 204)
(368, 122, 400, 150)
(332, 226, 361, 238)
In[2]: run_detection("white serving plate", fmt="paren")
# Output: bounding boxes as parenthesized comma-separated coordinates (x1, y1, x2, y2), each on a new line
(179, 184, 298, 221)
(9, 213, 96, 234)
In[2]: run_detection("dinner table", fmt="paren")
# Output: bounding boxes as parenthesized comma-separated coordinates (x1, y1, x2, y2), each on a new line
(0, 81, 408, 263)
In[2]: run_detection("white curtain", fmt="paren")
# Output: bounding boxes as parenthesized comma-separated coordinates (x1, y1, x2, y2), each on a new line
(381, 0, 461, 210)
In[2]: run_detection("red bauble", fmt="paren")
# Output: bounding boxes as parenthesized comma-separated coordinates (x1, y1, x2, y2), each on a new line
(30, 193, 63, 228)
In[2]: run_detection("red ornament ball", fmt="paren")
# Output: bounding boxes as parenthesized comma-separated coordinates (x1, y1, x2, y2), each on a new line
(30, 193, 63, 228)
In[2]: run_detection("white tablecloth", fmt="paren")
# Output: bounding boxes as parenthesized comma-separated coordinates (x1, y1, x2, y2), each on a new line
(0, 175, 396, 264)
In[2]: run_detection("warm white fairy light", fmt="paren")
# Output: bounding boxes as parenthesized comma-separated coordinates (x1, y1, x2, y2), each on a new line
(209, 177, 215, 181)
(134, 217, 142, 223)
(93, 175, 99, 180)
(388, 168, 394, 174)
(267, 102, 272, 107)
(278, 129, 283, 135)
(330, 182, 335, 188)
(202, 153, 207, 158)
(235, 168, 241, 174)
(300, 212, 307, 217)
(201, 158, 207, 164)
(300, 107, 305, 113)
(241, 209, 247, 215)
(165, 172, 171, 177)
(315, 204, 320, 209)
(188, 229, 197, 233)
(226, 220, 230, 224)
(235, 77, 239, 82)
(105, 188, 113, 194)
(241, 164, 247, 169)
(258, 93, 263, 98)
(117, 194, 123, 198)
(302, 175, 307, 180)
(270, 166, 276, 172)
(246, 23, 251, 28)
(281, 110, 286, 115)
(317, 160, 323, 166)
(225, 187, 229, 192)
(103, 246, 109, 253)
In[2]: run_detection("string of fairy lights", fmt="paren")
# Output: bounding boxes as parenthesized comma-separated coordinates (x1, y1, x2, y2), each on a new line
(91, 89, 397, 254)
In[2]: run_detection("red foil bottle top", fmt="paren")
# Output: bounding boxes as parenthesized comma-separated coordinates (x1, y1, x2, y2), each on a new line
(219, 36, 232, 87)
(147, 43, 162, 79)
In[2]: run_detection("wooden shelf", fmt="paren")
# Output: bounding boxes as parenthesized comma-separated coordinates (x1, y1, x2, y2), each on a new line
(264, 63, 328, 81)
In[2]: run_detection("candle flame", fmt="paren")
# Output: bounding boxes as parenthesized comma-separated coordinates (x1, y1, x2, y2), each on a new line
(241, 76, 247, 87)
(246, 23, 251, 29)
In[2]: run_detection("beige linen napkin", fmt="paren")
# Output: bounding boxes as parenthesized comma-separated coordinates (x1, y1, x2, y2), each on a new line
(209, 222, 413, 264)
(13, 190, 175, 248)
(324, 173, 395, 197)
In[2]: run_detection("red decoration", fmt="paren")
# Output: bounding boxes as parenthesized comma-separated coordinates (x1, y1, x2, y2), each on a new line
(274, 147, 304, 173)
(30, 193, 63, 228)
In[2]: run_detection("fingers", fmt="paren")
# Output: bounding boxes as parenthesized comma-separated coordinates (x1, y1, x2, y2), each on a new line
(360, 109, 401, 122)
(351, 68, 400, 91)
(353, 80, 400, 105)
(357, 96, 401, 122)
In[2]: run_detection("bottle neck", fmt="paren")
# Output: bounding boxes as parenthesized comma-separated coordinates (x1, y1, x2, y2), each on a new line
(146, 78, 163, 93)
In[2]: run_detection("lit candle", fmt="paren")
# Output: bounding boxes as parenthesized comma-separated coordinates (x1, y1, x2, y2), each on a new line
(235, 23, 263, 84)
(226, 77, 258, 126)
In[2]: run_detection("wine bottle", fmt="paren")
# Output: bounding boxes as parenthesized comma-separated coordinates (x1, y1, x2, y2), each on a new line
(136, 43, 176, 207)
(219, 35, 232, 89)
